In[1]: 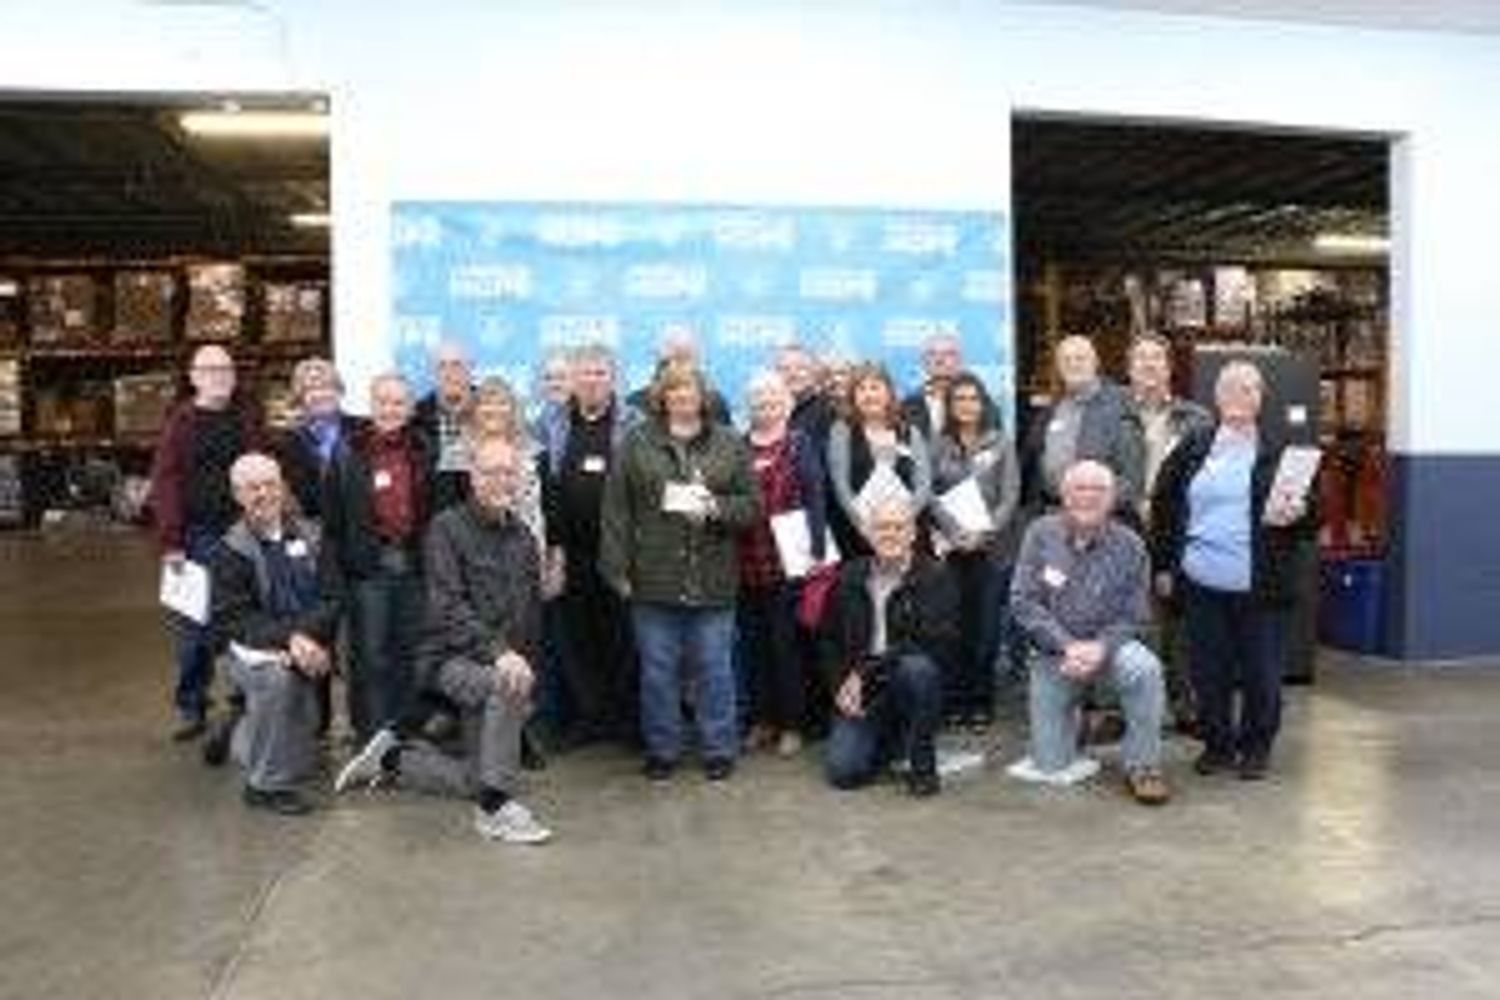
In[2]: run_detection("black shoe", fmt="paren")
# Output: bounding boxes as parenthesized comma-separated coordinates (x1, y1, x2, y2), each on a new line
(906, 770, 941, 798)
(201, 712, 239, 767)
(1193, 750, 1234, 776)
(1238, 754, 1269, 781)
(171, 716, 207, 743)
(242, 786, 313, 816)
(703, 757, 734, 782)
(643, 757, 676, 782)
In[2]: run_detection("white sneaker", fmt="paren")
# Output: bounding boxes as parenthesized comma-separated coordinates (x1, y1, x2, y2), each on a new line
(334, 727, 399, 794)
(937, 748, 987, 778)
(1006, 755, 1100, 787)
(473, 800, 552, 845)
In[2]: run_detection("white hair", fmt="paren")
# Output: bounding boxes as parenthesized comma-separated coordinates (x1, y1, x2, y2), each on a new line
(746, 368, 791, 404)
(1215, 359, 1265, 396)
(229, 452, 282, 492)
(1061, 459, 1116, 494)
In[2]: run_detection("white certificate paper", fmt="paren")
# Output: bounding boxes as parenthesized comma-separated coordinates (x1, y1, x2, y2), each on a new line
(1265, 445, 1322, 521)
(769, 509, 841, 579)
(937, 476, 993, 535)
(853, 464, 912, 524)
(229, 642, 286, 669)
(160, 559, 210, 625)
(662, 481, 708, 516)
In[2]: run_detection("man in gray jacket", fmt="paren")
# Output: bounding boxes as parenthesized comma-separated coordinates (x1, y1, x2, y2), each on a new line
(1021, 335, 1145, 524)
(334, 437, 551, 844)
(209, 453, 341, 816)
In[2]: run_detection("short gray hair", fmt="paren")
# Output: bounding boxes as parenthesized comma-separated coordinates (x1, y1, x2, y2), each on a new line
(745, 368, 791, 405)
(1215, 359, 1265, 397)
(229, 452, 282, 492)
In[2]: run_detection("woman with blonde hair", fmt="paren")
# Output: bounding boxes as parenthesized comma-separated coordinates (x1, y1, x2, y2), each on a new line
(464, 376, 548, 569)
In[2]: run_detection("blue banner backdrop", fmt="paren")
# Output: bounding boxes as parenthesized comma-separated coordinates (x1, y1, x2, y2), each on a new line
(391, 201, 1012, 421)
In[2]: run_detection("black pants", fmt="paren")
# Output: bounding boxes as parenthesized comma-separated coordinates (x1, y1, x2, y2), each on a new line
(559, 561, 637, 739)
(1183, 580, 1288, 762)
(735, 583, 804, 731)
(947, 551, 1007, 719)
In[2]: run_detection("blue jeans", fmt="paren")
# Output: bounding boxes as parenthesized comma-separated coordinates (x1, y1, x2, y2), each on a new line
(172, 524, 221, 722)
(1183, 581, 1288, 762)
(631, 603, 737, 763)
(1027, 640, 1164, 773)
(348, 565, 424, 740)
(825, 652, 943, 788)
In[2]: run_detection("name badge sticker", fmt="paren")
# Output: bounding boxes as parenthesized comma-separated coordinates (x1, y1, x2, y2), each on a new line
(581, 455, 607, 474)
(285, 539, 309, 559)
(373, 470, 393, 491)
(1042, 565, 1068, 589)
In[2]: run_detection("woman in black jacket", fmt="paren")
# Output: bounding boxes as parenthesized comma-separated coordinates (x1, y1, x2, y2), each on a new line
(1150, 361, 1318, 780)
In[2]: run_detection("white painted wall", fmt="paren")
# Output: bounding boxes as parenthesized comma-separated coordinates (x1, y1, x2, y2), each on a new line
(3, 0, 1498, 453)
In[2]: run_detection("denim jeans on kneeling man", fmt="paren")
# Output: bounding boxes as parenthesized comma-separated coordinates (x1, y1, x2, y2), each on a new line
(825, 652, 944, 788)
(1027, 640, 1164, 773)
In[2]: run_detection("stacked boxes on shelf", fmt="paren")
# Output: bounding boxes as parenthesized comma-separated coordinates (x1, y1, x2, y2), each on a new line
(32, 383, 110, 438)
(0, 358, 20, 436)
(0, 276, 21, 348)
(112, 373, 180, 438)
(27, 274, 96, 345)
(0, 454, 22, 526)
(263, 282, 325, 342)
(112, 271, 177, 343)
(185, 263, 246, 341)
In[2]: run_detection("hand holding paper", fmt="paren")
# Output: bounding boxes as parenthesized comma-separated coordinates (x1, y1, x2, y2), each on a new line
(1263, 445, 1321, 526)
(770, 509, 841, 579)
(160, 558, 210, 625)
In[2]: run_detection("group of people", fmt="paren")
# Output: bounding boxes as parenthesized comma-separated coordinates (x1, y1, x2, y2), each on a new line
(147, 327, 1317, 843)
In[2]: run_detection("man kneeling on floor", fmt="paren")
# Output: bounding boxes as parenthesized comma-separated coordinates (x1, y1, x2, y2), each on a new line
(1008, 459, 1170, 805)
(210, 453, 341, 816)
(822, 496, 959, 797)
(334, 437, 552, 845)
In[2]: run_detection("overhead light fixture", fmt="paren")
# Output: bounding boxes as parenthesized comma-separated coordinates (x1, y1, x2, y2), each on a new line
(179, 109, 328, 138)
(290, 212, 331, 228)
(1313, 233, 1389, 255)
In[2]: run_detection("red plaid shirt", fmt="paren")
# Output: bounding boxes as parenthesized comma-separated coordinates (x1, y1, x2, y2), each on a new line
(739, 434, 802, 589)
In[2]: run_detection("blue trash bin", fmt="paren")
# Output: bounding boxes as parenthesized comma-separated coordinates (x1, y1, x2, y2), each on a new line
(1319, 557, 1386, 654)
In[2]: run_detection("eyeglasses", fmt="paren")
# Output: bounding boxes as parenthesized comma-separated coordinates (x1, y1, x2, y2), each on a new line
(193, 365, 236, 375)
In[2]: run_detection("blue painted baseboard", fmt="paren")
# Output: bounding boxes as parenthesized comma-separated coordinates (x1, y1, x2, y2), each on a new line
(1386, 453, 1500, 659)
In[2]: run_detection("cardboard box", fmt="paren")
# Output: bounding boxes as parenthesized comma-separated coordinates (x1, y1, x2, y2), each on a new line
(113, 373, 180, 437)
(0, 454, 23, 526)
(28, 274, 97, 344)
(262, 282, 325, 342)
(185, 263, 246, 341)
(33, 390, 108, 438)
(0, 276, 21, 347)
(112, 271, 177, 342)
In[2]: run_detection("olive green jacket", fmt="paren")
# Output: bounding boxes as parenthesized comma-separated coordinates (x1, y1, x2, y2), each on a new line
(599, 417, 759, 607)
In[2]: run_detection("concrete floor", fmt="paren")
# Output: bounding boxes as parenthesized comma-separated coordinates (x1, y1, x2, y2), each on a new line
(3, 531, 1499, 1000)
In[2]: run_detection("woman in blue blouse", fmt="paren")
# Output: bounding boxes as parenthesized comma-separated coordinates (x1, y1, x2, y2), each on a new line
(1150, 361, 1318, 780)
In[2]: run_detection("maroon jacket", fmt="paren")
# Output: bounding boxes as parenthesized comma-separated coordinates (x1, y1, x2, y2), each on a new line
(148, 398, 264, 553)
